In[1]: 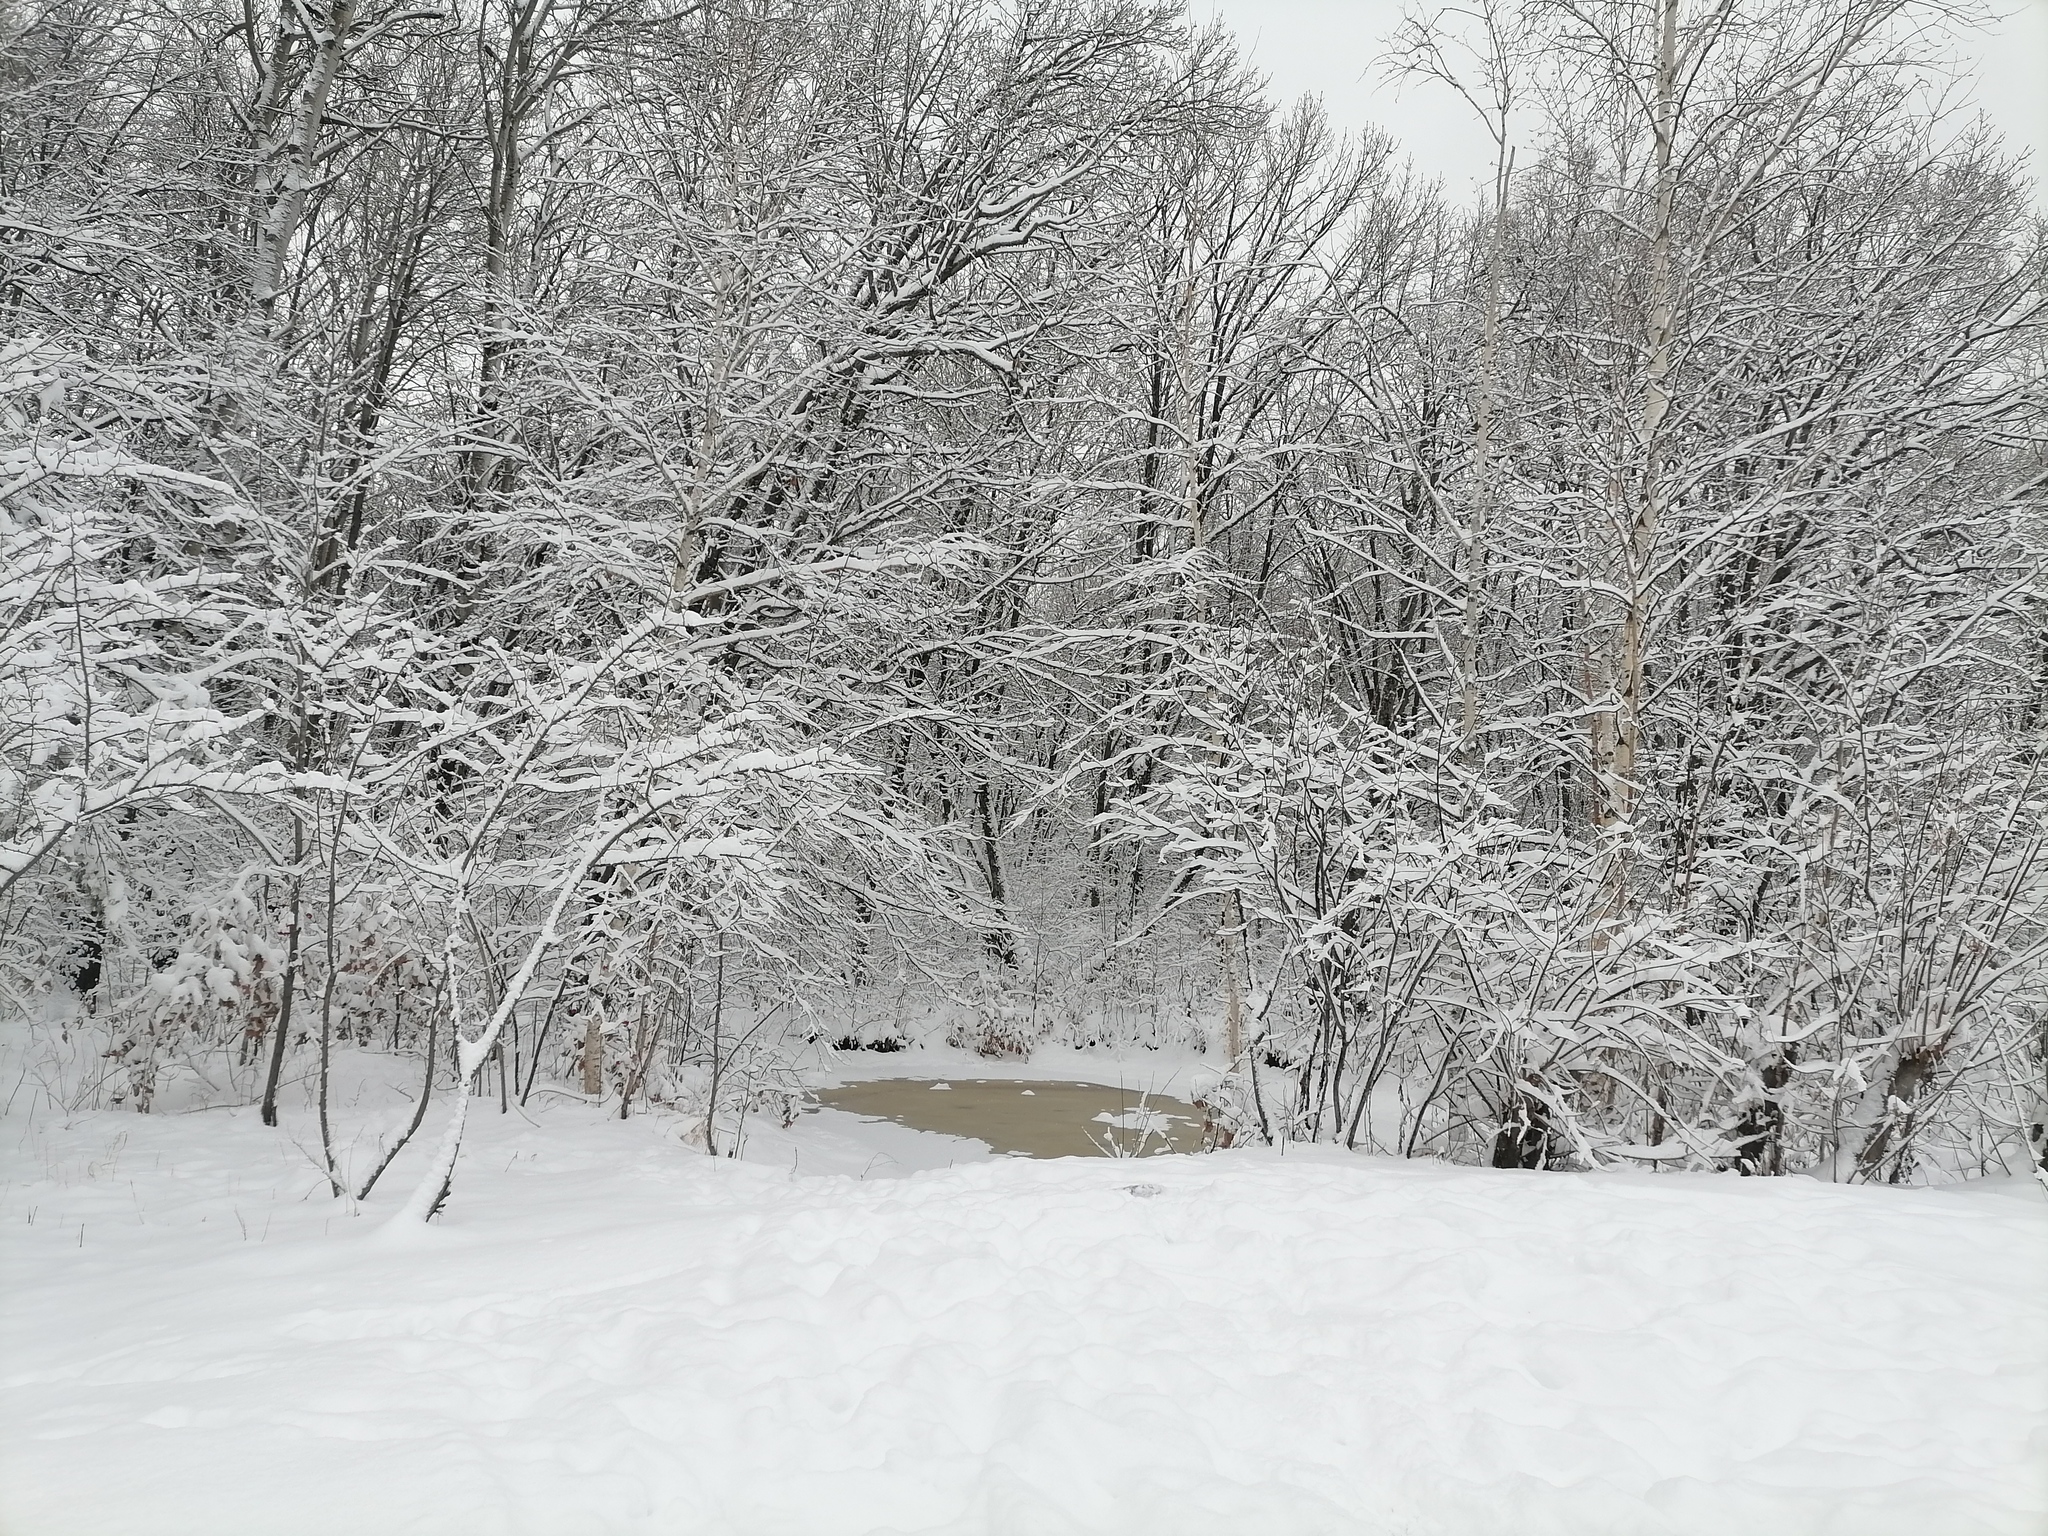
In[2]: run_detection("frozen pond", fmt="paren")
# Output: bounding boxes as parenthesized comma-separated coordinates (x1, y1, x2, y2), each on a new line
(812, 1079, 1205, 1158)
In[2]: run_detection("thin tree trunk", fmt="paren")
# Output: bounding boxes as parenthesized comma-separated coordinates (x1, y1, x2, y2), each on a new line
(1460, 146, 1512, 756)
(581, 1006, 604, 1098)
(1603, 0, 1681, 836)
(1219, 890, 1245, 1063)
(972, 775, 1017, 968)
(1592, 0, 1681, 943)
(703, 946, 725, 1156)
(259, 819, 306, 1127)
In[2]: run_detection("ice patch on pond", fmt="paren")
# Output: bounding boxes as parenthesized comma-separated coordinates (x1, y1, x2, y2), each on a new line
(1092, 1107, 1176, 1136)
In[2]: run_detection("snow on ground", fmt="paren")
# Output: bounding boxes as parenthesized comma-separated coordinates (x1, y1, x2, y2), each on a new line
(2, 1077, 2045, 1536)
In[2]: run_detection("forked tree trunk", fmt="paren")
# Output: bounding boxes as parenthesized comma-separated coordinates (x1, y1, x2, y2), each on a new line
(1855, 1042, 1942, 1182)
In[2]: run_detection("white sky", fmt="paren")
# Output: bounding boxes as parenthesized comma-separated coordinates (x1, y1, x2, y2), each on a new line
(1199, 0, 2048, 208)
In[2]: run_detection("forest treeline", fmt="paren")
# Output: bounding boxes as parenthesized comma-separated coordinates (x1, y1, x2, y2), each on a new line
(3, 0, 2044, 1191)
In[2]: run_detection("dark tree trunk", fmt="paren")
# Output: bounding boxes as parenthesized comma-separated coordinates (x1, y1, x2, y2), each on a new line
(1730, 1054, 1793, 1175)
(1492, 1079, 1553, 1169)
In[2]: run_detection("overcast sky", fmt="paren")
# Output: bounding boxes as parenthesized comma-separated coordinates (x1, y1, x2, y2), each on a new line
(1199, 0, 2048, 208)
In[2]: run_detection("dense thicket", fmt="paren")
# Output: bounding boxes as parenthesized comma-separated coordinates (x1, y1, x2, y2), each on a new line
(4, 0, 2043, 1197)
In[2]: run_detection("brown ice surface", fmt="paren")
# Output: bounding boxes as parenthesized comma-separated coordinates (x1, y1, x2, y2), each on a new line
(811, 1079, 1204, 1158)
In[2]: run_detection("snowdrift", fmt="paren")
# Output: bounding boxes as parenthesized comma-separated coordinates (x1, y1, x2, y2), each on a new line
(2, 1099, 2043, 1535)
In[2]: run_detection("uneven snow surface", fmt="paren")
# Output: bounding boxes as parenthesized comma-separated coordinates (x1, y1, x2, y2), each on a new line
(3, 1101, 2045, 1536)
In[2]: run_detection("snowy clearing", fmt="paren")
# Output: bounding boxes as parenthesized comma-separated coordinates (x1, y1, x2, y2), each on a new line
(4, 1093, 2044, 1536)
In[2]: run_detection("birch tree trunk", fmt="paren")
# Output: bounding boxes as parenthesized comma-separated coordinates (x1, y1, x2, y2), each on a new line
(250, 0, 357, 320)
(1594, 0, 1682, 936)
